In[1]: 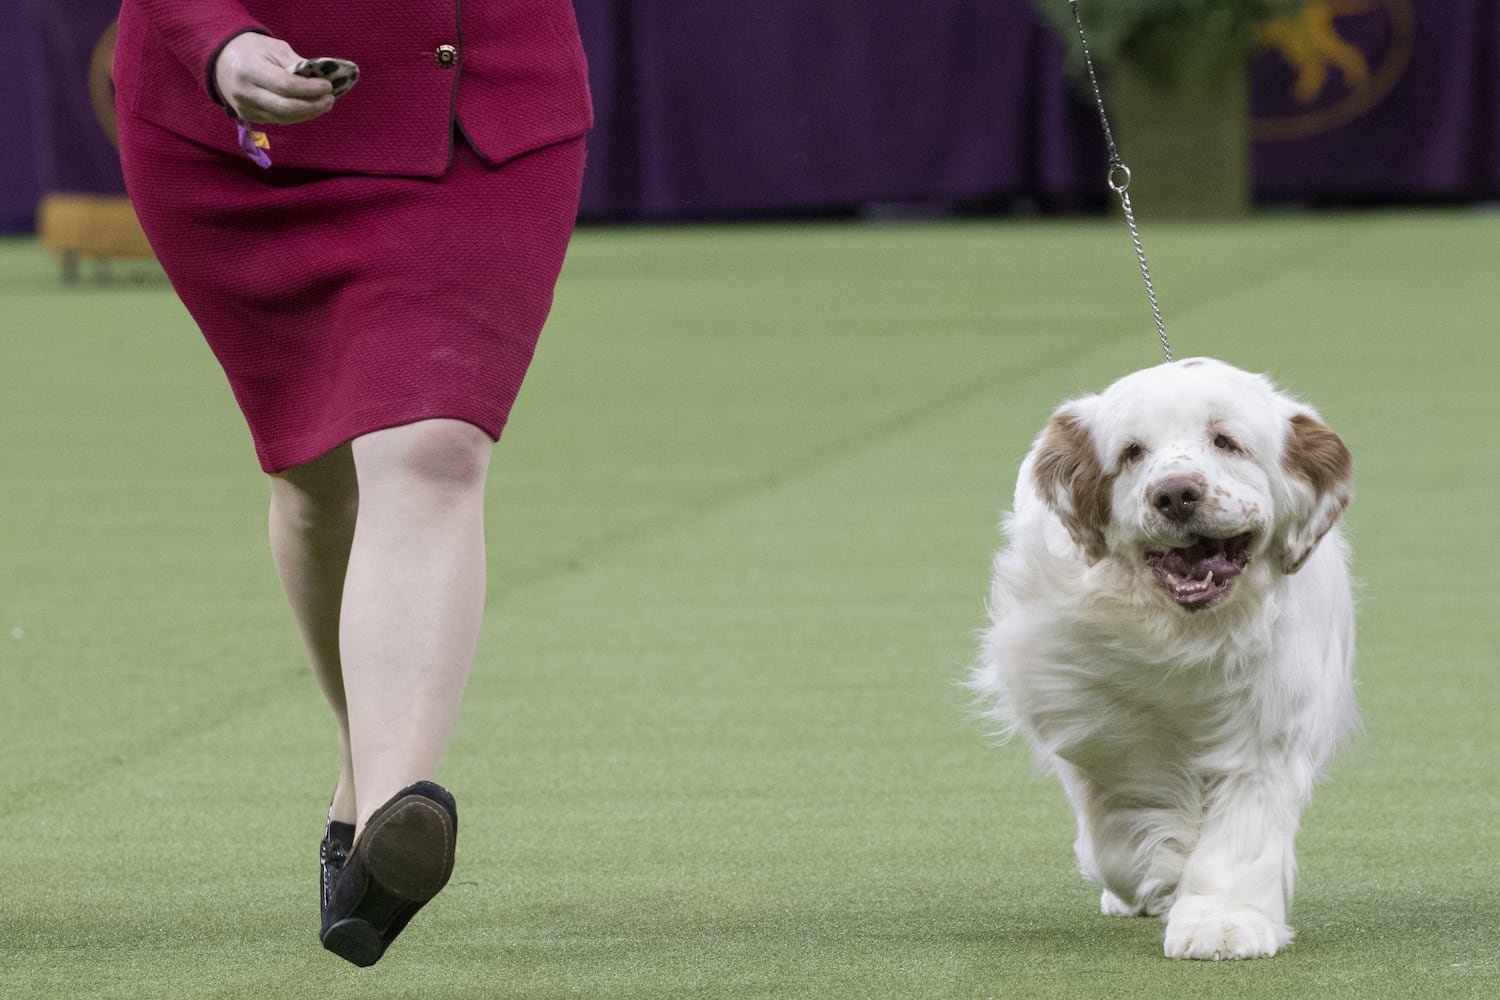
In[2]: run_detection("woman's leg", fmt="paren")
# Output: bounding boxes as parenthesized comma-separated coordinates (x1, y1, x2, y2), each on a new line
(268, 444, 361, 824)
(340, 418, 493, 832)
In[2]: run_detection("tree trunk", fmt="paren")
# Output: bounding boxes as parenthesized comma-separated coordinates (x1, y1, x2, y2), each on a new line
(1107, 53, 1251, 219)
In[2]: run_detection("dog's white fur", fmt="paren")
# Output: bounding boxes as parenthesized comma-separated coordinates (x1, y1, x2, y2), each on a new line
(971, 358, 1356, 960)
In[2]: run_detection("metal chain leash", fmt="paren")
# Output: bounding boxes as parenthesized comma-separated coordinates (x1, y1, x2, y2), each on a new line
(1067, 0, 1173, 363)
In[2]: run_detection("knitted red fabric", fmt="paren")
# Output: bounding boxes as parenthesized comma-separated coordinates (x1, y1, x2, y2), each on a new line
(115, 0, 592, 175)
(115, 2, 592, 472)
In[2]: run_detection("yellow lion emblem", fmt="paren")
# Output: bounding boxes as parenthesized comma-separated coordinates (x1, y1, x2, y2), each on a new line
(1258, 2, 1376, 104)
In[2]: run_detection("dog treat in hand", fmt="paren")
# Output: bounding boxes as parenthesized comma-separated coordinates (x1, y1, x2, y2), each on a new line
(293, 57, 360, 97)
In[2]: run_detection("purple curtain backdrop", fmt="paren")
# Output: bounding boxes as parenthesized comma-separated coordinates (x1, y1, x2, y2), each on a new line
(4, 0, 1498, 232)
(0, 2, 48, 230)
(592, 2, 1100, 216)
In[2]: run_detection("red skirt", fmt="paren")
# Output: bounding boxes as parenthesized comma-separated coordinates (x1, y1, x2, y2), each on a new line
(119, 119, 586, 473)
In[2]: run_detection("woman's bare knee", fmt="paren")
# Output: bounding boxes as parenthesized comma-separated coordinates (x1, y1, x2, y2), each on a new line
(352, 419, 494, 494)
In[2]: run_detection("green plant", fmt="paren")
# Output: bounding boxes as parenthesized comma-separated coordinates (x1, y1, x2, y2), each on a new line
(1036, 0, 1312, 85)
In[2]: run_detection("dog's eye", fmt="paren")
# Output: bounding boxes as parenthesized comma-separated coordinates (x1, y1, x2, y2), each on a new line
(1121, 443, 1144, 463)
(1213, 433, 1239, 452)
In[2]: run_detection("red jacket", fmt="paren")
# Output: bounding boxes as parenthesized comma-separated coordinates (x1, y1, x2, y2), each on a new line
(114, 0, 592, 175)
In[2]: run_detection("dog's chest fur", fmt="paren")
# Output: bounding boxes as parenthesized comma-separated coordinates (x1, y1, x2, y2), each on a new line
(1010, 606, 1284, 777)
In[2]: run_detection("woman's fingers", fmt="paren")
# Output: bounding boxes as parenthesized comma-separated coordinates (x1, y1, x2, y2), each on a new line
(215, 33, 337, 125)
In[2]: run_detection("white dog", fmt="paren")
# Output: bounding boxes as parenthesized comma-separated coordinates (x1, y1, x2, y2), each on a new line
(971, 358, 1356, 960)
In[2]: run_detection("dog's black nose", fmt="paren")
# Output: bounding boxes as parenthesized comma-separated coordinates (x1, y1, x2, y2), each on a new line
(1151, 475, 1205, 522)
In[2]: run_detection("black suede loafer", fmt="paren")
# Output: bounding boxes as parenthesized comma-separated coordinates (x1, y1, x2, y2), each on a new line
(319, 780, 458, 967)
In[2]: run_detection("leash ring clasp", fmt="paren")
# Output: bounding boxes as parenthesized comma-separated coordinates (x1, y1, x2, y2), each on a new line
(1108, 162, 1132, 194)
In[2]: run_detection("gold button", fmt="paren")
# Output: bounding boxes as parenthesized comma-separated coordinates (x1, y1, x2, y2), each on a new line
(435, 44, 457, 68)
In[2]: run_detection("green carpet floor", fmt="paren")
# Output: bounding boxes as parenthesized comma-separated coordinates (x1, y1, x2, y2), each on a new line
(1, 211, 1496, 998)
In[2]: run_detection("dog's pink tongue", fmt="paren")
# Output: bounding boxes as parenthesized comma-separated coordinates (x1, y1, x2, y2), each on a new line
(1200, 552, 1244, 580)
(1162, 546, 1243, 581)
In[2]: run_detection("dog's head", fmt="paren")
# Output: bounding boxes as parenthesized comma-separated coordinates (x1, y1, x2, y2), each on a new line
(1029, 358, 1352, 611)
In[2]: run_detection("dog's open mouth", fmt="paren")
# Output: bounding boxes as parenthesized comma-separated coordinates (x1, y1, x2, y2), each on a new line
(1144, 533, 1253, 610)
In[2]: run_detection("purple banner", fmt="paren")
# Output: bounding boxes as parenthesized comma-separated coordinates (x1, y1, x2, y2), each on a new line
(14, 0, 126, 212)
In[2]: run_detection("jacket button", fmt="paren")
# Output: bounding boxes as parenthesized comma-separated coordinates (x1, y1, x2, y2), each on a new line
(435, 44, 458, 68)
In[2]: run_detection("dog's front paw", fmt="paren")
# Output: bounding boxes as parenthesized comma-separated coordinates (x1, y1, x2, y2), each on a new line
(1163, 898, 1292, 960)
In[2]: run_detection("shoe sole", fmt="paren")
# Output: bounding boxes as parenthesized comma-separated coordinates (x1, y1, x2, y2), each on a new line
(320, 793, 456, 967)
(361, 795, 456, 900)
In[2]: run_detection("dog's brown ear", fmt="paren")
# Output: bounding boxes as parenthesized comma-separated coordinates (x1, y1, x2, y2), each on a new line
(1278, 412, 1353, 573)
(1032, 407, 1112, 562)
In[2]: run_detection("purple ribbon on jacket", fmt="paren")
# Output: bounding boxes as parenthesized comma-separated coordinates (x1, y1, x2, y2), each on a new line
(235, 119, 272, 169)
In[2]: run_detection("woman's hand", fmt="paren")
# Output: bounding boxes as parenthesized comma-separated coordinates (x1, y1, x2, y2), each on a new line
(214, 32, 335, 124)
